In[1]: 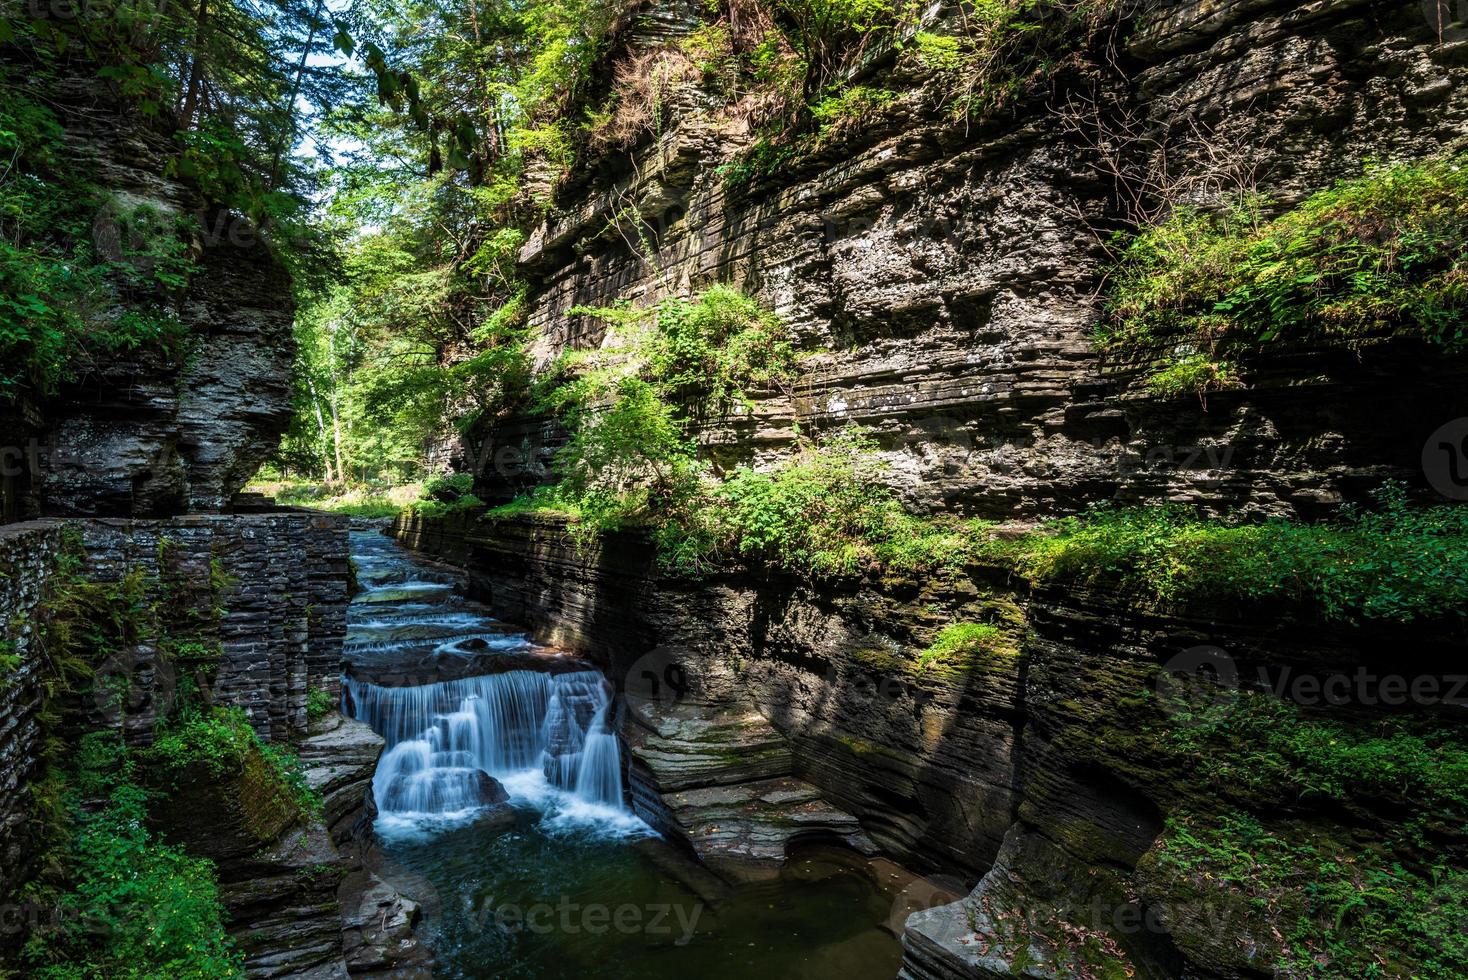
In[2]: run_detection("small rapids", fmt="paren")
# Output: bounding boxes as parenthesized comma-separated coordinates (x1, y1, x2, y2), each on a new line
(340, 530, 903, 980)
(342, 530, 645, 837)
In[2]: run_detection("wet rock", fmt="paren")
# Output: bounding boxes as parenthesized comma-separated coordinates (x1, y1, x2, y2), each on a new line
(379, 768, 509, 813)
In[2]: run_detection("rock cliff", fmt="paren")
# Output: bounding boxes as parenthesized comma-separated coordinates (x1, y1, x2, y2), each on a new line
(403, 0, 1468, 976)
(472, 0, 1468, 522)
(0, 81, 296, 521)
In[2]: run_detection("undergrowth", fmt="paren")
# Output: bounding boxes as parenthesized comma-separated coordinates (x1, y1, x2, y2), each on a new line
(1103, 155, 1468, 394)
(21, 733, 243, 979)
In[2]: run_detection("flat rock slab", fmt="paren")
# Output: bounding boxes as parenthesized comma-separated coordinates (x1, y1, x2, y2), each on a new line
(664, 775, 877, 875)
(628, 706, 795, 791)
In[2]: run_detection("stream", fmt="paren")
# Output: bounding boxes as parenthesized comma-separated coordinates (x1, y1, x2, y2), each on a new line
(341, 530, 907, 979)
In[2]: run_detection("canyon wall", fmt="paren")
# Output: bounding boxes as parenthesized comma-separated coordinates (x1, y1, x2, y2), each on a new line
(0, 81, 296, 523)
(417, 0, 1468, 976)
(474, 0, 1468, 522)
(0, 509, 422, 977)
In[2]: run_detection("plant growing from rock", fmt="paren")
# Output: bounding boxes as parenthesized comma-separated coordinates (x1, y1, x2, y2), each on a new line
(1101, 154, 1468, 394)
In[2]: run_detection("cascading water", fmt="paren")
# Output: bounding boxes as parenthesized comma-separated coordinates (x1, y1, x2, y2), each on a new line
(338, 531, 905, 980)
(345, 670, 629, 818)
(341, 530, 640, 832)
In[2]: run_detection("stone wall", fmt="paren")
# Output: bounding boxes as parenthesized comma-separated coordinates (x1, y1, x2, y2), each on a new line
(0, 512, 349, 905)
(0, 522, 70, 897)
(78, 511, 350, 744)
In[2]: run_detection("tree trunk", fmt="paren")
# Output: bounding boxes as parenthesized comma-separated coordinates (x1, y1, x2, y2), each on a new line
(268, 0, 328, 190)
(179, 0, 209, 127)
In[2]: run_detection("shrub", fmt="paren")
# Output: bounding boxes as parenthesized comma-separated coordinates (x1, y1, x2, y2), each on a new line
(22, 733, 242, 979)
(144, 705, 322, 817)
(423, 472, 475, 502)
(663, 427, 988, 578)
(1017, 484, 1468, 623)
(810, 85, 895, 140)
(910, 2, 1125, 118)
(305, 686, 336, 720)
(1103, 155, 1468, 391)
(1145, 352, 1240, 402)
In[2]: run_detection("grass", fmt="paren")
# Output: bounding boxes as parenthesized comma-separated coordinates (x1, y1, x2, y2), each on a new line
(245, 476, 424, 517)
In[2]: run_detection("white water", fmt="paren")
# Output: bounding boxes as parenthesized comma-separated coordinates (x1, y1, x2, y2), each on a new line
(342, 532, 648, 839)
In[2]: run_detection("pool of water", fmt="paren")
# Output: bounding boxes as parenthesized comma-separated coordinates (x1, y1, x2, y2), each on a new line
(373, 804, 906, 980)
(345, 529, 908, 979)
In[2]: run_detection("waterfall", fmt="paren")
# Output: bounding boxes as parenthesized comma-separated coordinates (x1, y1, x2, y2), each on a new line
(344, 669, 629, 819)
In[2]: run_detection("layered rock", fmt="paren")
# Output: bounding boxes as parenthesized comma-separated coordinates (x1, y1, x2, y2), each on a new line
(77, 512, 350, 742)
(0, 80, 295, 522)
(463, 0, 1468, 524)
(391, 484, 1467, 979)
(0, 522, 72, 895)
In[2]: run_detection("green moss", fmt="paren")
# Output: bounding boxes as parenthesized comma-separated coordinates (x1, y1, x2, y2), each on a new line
(849, 642, 909, 675)
(830, 734, 909, 764)
(914, 622, 1013, 676)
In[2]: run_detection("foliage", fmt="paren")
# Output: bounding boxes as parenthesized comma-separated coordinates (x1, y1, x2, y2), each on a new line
(1, 0, 346, 400)
(21, 733, 242, 979)
(1144, 352, 1240, 402)
(914, 622, 1008, 674)
(810, 86, 895, 139)
(494, 286, 795, 543)
(423, 473, 476, 501)
(1164, 692, 1468, 819)
(305, 686, 336, 720)
(0, 93, 189, 396)
(644, 285, 797, 411)
(909, 1, 1123, 118)
(1015, 483, 1468, 623)
(1148, 809, 1468, 978)
(656, 427, 986, 578)
(144, 705, 321, 817)
(1103, 156, 1468, 392)
(248, 474, 425, 517)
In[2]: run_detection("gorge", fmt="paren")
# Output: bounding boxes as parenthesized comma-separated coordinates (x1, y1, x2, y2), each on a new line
(2, 0, 1468, 977)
